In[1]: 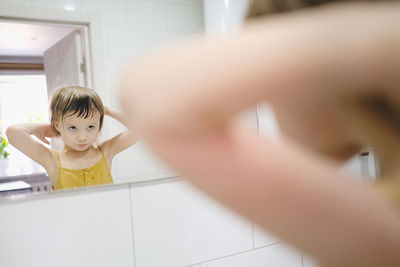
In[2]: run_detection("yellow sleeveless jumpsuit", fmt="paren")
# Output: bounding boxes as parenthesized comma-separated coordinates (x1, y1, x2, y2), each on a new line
(55, 147, 113, 190)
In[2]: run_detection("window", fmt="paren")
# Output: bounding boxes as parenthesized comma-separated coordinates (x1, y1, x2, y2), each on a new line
(0, 74, 49, 166)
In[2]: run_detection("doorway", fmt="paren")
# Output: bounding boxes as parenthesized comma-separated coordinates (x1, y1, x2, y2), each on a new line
(0, 19, 91, 194)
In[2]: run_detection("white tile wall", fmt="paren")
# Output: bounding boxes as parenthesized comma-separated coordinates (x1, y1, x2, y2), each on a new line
(113, 141, 172, 182)
(253, 225, 280, 248)
(130, 181, 254, 267)
(128, 1, 167, 30)
(103, 56, 130, 92)
(164, 0, 203, 5)
(0, 186, 134, 267)
(32, 0, 84, 11)
(148, 30, 192, 50)
(0, 178, 305, 267)
(0, 0, 31, 5)
(83, 0, 128, 26)
(166, 4, 203, 32)
(201, 243, 302, 267)
(106, 27, 150, 58)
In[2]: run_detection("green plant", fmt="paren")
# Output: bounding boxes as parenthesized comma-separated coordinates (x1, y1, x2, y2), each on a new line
(0, 137, 10, 159)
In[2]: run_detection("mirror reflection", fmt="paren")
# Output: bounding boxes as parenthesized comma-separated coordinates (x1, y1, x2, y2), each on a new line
(0, 2, 205, 198)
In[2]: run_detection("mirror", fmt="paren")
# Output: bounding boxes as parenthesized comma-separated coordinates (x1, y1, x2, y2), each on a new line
(0, 1, 205, 199)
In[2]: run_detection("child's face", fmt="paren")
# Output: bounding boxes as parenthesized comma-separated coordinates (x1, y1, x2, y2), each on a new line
(56, 111, 101, 151)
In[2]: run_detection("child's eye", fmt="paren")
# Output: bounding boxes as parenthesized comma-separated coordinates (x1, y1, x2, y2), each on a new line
(68, 126, 77, 131)
(88, 125, 95, 130)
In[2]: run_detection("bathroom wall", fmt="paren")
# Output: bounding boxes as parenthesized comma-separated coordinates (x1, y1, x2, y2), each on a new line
(0, 1, 368, 266)
(0, 179, 307, 267)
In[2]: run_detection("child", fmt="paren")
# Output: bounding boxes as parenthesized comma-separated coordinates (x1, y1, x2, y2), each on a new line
(118, 0, 400, 266)
(6, 86, 138, 190)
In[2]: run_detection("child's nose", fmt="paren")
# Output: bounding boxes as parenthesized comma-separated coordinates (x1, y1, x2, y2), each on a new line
(77, 131, 87, 141)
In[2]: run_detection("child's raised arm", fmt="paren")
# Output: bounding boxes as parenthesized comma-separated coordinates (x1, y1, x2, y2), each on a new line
(99, 106, 139, 161)
(6, 122, 55, 172)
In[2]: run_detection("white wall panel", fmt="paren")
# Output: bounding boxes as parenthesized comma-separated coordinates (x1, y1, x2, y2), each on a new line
(128, 1, 167, 30)
(32, 0, 83, 11)
(0, 0, 30, 4)
(131, 181, 253, 267)
(0, 187, 134, 267)
(166, 4, 203, 32)
(201, 243, 302, 267)
(253, 225, 280, 248)
(83, 0, 128, 26)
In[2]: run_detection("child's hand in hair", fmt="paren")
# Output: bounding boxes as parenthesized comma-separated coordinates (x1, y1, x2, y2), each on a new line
(34, 123, 55, 145)
(103, 105, 111, 116)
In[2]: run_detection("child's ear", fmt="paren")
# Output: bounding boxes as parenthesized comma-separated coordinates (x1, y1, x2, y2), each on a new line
(54, 121, 60, 133)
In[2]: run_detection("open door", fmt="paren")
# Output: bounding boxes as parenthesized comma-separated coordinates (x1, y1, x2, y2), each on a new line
(43, 29, 86, 150)
(43, 29, 85, 97)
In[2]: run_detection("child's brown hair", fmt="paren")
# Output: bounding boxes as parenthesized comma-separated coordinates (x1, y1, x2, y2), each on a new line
(50, 86, 104, 136)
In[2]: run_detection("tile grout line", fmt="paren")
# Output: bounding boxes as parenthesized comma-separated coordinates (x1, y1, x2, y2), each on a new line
(185, 241, 283, 267)
(252, 223, 255, 249)
(128, 183, 137, 267)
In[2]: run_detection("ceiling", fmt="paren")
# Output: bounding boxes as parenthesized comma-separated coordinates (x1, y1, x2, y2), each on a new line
(0, 21, 75, 57)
